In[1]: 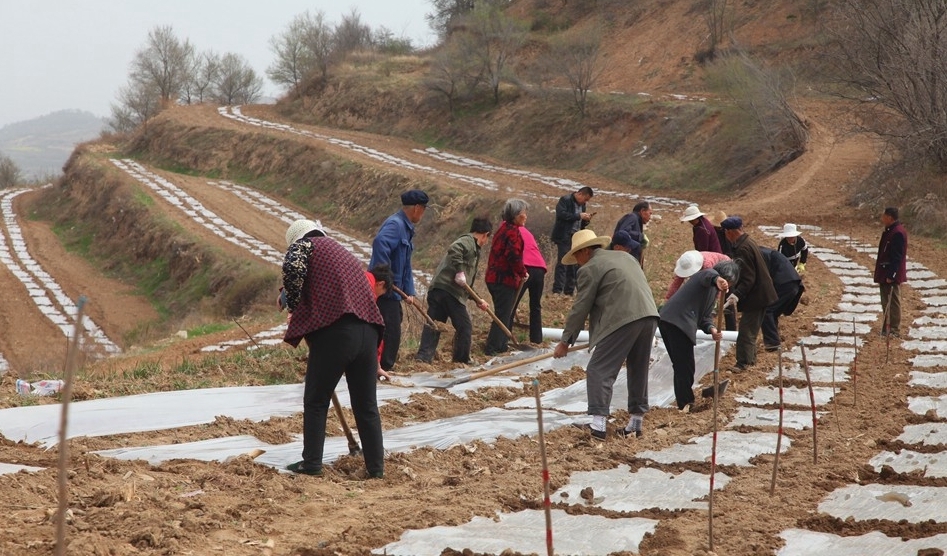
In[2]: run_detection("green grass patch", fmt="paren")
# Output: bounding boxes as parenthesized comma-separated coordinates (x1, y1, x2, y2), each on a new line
(187, 322, 232, 338)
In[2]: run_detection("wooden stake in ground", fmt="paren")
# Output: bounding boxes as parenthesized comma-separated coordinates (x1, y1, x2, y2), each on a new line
(852, 317, 858, 407)
(799, 342, 818, 465)
(831, 330, 842, 434)
(883, 289, 894, 365)
(56, 296, 87, 556)
(533, 379, 554, 556)
(770, 346, 785, 496)
(708, 290, 725, 551)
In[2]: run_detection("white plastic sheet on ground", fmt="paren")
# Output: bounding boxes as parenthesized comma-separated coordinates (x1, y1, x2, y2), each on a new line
(0, 462, 44, 474)
(726, 407, 823, 430)
(909, 395, 947, 418)
(554, 465, 729, 512)
(736, 386, 835, 407)
(778, 529, 947, 556)
(375, 509, 657, 556)
(897, 423, 947, 446)
(870, 450, 947, 478)
(637, 431, 790, 466)
(765, 363, 849, 384)
(819, 484, 947, 523)
(98, 407, 576, 469)
(910, 371, 947, 389)
(0, 381, 425, 447)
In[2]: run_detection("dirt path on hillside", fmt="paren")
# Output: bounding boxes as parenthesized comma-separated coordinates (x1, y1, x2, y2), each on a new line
(2, 96, 944, 556)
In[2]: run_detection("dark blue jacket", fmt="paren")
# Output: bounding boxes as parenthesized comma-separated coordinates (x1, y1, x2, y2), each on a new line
(370, 210, 415, 299)
(551, 193, 588, 243)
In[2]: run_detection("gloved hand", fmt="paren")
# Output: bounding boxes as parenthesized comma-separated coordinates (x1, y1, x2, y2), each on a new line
(642, 234, 650, 249)
(724, 293, 739, 309)
(454, 271, 467, 286)
(797, 263, 806, 274)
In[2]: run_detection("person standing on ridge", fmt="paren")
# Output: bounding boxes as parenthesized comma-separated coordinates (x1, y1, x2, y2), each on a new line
(551, 186, 594, 295)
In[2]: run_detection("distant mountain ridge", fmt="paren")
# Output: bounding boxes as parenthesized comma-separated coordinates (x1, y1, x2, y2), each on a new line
(0, 110, 105, 179)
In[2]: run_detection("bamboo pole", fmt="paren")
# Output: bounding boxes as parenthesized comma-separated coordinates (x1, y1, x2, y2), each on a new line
(708, 290, 725, 551)
(770, 346, 785, 496)
(56, 296, 87, 556)
(799, 343, 818, 465)
(533, 379, 554, 556)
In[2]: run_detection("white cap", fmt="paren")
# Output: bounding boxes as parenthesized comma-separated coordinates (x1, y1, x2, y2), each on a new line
(285, 219, 325, 247)
(680, 205, 704, 222)
(777, 223, 801, 238)
(674, 250, 704, 278)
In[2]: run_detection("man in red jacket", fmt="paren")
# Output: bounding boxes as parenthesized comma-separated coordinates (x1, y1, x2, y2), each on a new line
(874, 207, 908, 337)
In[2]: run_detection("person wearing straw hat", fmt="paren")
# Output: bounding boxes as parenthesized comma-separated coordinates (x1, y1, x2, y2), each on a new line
(681, 205, 722, 254)
(281, 219, 387, 478)
(720, 216, 778, 372)
(658, 260, 739, 411)
(553, 229, 659, 440)
(665, 250, 731, 300)
(776, 223, 809, 273)
(369, 189, 429, 374)
(416, 216, 492, 364)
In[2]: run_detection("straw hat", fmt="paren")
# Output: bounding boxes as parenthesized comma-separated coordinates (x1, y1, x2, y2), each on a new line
(777, 223, 802, 238)
(561, 229, 611, 265)
(680, 205, 704, 222)
(285, 219, 325, 247)
(674, 250, 704, 278)
(709, 210, 728, 226)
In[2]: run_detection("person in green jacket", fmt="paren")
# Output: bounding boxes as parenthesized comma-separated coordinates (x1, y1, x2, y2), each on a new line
(416, 217, 492, 364)
(553, 229, 660, 441)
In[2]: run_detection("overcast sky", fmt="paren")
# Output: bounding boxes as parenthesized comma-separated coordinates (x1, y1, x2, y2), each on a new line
(0, 1, 435, 128)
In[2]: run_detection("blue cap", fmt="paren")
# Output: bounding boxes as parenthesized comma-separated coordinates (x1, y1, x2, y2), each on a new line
(720, 216, 743, 230)
(401, 189, 429, 206)
(611, 230, 636, 248)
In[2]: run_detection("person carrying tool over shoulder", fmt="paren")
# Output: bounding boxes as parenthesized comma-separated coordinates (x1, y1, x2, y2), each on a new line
(417, 216, 492, 364)
(281, 219, 386, 479)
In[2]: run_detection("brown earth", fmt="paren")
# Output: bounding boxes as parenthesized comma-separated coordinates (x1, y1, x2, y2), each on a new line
(0, 13, 938, 555)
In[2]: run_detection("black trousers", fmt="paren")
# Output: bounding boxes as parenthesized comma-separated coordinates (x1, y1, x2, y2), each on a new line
(486, 283, 517, 354)
(376, 296, 402, 372)
(417, 288, 473, 363)
(552, 241, 577, 294)
(659, 320, 697, 409)
(762, 283, 800, 348)
(514, 266, 546, 343)
(302, 315, 384, 475)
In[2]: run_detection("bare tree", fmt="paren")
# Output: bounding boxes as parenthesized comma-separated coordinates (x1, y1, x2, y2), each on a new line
(108, 81, 162, 132)
(130, 25, 194, 106)
(185, 51, 220, 104)
(334, 9, 373, 57)
(424, 42, 483, 117)
(427, 0, 477, 39)
(829, 0, 947, 170)
(268, 15, 311, 95)
(708, 48, 808, 168)
(212, 53, 264, 105)
(546, 27, 607, 116)
(457, 2, 528, 104)
(698, 0, 730, 62)
(373, 27, 414, 55)
(0, 153, 21, 189)
(300, 10, 336, 82)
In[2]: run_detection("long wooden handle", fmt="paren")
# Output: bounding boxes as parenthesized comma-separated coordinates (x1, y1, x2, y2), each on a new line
(391, 285, 439, 329)
(461, 282, 519, 346)
(331, 392, 360, 454)
(464, 343, 588, 383)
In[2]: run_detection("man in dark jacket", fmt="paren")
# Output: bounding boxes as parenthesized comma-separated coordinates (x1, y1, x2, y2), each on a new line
(721, 216, 778, 371)
(874, 207, 908, 337)
(551, 186, 594, 294)
(612, 200, 652, 264)
(417, 217, 492, 364)
(759, 247, 804, 351)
